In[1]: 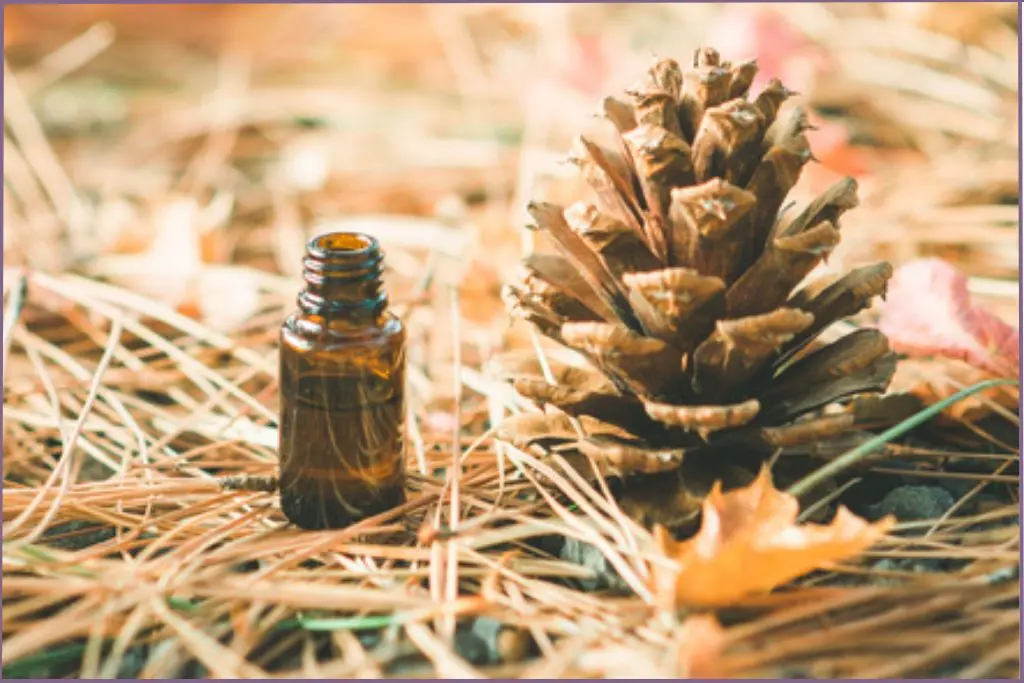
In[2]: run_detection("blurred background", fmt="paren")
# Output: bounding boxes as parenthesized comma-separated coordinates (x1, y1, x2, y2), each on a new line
(2, 7, 1019, 678)
(3, 2, 1019, 350)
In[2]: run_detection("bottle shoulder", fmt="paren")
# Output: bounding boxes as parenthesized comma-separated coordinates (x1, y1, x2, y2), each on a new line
(281, 310, 404, 352)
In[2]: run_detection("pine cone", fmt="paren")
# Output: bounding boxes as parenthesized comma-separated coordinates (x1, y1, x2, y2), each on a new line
(499, 48, 901, 527)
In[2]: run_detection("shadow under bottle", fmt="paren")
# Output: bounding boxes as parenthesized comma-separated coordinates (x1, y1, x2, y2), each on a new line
(278, 232, 407, 530)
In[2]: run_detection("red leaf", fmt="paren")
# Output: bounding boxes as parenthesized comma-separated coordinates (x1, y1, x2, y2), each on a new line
(877, 258, 1019, 377)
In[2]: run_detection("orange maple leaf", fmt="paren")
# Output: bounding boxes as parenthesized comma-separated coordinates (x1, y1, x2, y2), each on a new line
(650, 467, 893, 608)
(672, 615, 728, 678)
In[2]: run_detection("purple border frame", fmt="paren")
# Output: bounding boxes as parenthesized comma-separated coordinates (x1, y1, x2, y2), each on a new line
(0, 1, 1020, 680)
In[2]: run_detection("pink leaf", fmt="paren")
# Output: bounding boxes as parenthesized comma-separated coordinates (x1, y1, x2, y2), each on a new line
(706, 6, 823, 94)
(559, 33, 611, 98)
(877, 258, 1019, 377)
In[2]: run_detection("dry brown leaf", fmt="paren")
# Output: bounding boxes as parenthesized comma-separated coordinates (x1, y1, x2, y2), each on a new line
(650, 466, 893, 607)
(890, 357, 1019, 424)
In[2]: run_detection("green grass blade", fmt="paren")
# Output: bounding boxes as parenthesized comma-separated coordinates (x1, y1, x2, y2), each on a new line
(787, 378, 1019, 499)
(275, 613, 400, 632)
(2, 643, 87, 678)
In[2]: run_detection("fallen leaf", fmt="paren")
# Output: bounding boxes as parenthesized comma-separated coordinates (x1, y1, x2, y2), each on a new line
(559, 33, 611, 98)
(93, 198, 148, 254)
(573, 615, 726, 678)
(706, 5, 824, 94)
(96, 196, 204, 310)
(671, 614, 728, 678)
(877, 257, 1019, 377)
(88, 195, 260, 333)
(890, 356, 1019, 425)
(650, 467, 893, 608)
(193, 266, 265, 335)
(804, 117, 874, 179)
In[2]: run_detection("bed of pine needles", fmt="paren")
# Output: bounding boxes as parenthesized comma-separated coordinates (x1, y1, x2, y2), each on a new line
(2, 4, 1019, 678)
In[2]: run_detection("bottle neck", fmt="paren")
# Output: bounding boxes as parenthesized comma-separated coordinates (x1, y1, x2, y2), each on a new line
(298, 232, 387, 320)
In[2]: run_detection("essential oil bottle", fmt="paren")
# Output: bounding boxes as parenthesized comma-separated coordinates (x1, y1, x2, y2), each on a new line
(278, 232, 407, 530)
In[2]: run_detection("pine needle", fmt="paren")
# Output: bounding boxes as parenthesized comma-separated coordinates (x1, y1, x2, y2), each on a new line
(788, 378, 1019, 497)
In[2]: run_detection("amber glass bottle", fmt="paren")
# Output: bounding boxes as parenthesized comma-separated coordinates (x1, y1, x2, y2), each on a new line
(278, 232, 406, 530)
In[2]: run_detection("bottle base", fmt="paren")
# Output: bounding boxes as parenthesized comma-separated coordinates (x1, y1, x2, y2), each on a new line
(279, 481, 406, 530)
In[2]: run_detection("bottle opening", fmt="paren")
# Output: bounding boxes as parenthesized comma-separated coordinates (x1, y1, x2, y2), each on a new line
(304, 231, 383, 275)
(300, 231, 386, 317)
(309, 232, 377, 258)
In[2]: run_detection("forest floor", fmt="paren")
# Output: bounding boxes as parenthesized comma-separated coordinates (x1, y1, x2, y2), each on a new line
(2, 4, 1019, 678)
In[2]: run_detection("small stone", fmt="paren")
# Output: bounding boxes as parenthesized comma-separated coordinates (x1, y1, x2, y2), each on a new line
(453, 631, 489, 666)
(873, 556, 948, 575)
(179, 659, 208, 678)
(559, 537, 629, 592)
(469, 617, 531, 664)
(868, 485, 955, 522)
(116, 646, 149, 678)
